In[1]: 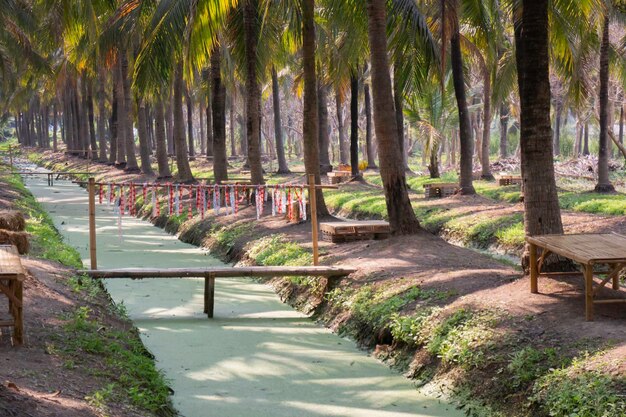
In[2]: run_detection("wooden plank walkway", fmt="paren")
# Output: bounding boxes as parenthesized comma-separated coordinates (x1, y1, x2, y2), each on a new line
(81, 266, 356, 318)
(526, 233, 626, 321)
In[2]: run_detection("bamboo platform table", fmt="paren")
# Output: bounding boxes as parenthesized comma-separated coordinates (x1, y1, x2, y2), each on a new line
(0, 245, 26, 345)
(498, 175, 523, 186)
(423, 183, 459, 199)
(82, 266, 356, 318)
(526, 233, 626, 321)
(327, 171, 352, 184)
(320, 221, 390, 243)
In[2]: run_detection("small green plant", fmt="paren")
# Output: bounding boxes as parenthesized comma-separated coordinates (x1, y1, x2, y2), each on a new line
(389, 308, 436, 345)
(507, 346, 565, 389)
(86, 383, 115, 410)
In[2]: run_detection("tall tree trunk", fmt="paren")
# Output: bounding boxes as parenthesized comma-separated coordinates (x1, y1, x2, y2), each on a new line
(499, 102, 509, 158)
(186, 87, 195, 159)
(203, 69, 214, 158)
(211, 49, 228, 183)
(583, 121, 589, 156)
(52, 102, 58, 151)
(121, 54, 139, 171)
(450, 1, 475, 194)
(481, 66, 493, 180)
(114, 57, 126, 167)
(392, 66, 408, 171)
(137, 98, 154, 175)
(335, 89, 348, 164)
(367, 0, 420, 234)
(154, 99, 172, 178)
(428, 142, 440, 178)
(243, 0, 265, 185)
(364, 82, 377, 168)
(515, 0, 563, 253)
(618, 97, 624, 150)
(350, 72, 361, 177)
(173, 63, 194, 182)
(166, 93, 174, 155)
(199, 91, 206, 155)
(97, 68, 107, 162)
(272, 66, 290, 173)
(595, 14, 614, 192)
(109, 95, 118, 164)
(86, 78, 99, 160)
(302, 0, 328, 214)
(553, 97, 562, 156)
(229, 95, 236, 156)
(318, 82, 332, 173)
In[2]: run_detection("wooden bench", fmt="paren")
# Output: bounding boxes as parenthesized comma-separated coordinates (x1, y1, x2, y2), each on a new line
(0, 245, 25, 345)
(424, 183, 459, 199)
(498, 175, 523, 186)
(526, 233, 626, 321)
(320, 221, 390, 243)
(82, 266, 356, 318)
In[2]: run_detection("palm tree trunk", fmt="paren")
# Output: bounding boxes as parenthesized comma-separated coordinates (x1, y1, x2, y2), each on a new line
(52, 103, 58, 151)
(583, 121, 590, 155)
(137, 98, 154, 175)
(121, 54, 139, 171)
(392, 67, 408, 171)
(243, 0, 265, 185)
(199, 91, 206, 155)
(97, 68, 108, 162)
(335, 89, 348, 164)
(499, 103, 508, 158)
(86, 78, 99, 160)
(173, 63, 194, 182)
(618, 101, 624, 150)
(272, 66, 290, 173)
(481, 67, 493, 180)
(166, 93, 174, 155)
(109, 95, 118, 164)
(229, 94, 236, 156)
(595, 14, 614, 192)
(553, 98, 562, 156)
(114, 58, 126, 167)
(203, 69, 214, 158)
(450, 1, 475, 194)
(154, 99, 172, 178)
(186, 87, 195, 159)
(302, 0, 328, 214)
(364, 82, 377, 168)
(366, 0, 420, 234)
(515, 0, 563, 249)
(350, 71, 360, 177)
(318, 82, 332, 173)
(211, 49, 228, 183)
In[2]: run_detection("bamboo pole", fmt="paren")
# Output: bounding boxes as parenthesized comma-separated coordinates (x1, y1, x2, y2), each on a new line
(88, 177, 97, 270)
(309, 174, 319, 266)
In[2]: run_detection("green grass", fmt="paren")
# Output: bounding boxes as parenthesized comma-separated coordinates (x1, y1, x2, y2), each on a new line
(60, 305, 175, 415)
(4, 174, 83, 267)
(530, 352, 625, 417)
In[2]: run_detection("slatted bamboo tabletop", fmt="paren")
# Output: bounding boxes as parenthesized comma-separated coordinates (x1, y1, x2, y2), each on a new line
(0, 244, 25, 345)
(525, 234, 626, 321)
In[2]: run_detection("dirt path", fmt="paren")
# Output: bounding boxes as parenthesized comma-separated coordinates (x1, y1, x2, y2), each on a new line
(24, 174, 464, 417)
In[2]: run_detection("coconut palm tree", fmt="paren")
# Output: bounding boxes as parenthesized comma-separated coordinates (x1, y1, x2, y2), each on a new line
(514, 0, 564, 246)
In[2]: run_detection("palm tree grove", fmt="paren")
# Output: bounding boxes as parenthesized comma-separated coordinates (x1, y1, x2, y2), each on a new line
(1, 1, 625, 416)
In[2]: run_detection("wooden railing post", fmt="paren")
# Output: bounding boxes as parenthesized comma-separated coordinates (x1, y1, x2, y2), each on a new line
(88, 177, 97, 270)
(308, 174, 319, 266)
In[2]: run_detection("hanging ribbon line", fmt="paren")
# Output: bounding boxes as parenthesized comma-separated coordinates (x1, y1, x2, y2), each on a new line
(94, 182, 311, 224)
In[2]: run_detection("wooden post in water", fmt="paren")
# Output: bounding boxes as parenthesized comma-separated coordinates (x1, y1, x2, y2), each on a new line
(88, 177, 97, 270)
(308, 174, 319, 266)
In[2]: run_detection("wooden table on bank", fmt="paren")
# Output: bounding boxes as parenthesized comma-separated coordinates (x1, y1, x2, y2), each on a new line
(0, 245, 25, 345)
(526, 234, 626, 321)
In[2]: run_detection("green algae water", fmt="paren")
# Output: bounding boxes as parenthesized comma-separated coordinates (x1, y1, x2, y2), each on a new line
(23, 173, 463, 417)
